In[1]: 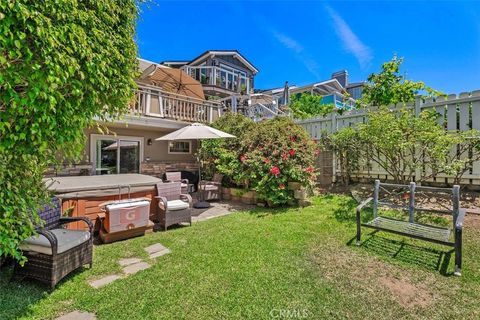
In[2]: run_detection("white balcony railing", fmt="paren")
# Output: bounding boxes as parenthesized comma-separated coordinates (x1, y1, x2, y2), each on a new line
(131, 84, 223, 123)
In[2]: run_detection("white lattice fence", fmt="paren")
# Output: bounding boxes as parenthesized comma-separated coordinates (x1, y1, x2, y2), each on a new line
(297, 91, 480, 186)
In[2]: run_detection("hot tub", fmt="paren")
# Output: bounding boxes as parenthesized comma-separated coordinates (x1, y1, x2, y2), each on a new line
(45, 174, 162, 230)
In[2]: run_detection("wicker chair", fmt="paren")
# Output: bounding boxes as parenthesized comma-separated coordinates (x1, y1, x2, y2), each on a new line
(199, 174, 223, 201)
(164, 171, 190, 193)
(13, 198, 93, 288)
(156, 182, 192, 231)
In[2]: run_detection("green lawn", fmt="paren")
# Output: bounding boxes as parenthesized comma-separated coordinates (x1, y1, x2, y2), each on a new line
(2, 194, 480, 320)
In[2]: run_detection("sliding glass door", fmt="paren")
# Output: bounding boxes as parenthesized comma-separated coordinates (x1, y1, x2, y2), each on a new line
(91, 135, 143, 175)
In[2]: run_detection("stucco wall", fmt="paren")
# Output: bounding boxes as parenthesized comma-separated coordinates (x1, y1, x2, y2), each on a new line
(84, 126, 198, 163)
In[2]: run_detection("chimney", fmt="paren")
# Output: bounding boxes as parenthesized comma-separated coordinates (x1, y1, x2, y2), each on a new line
(331, 70, 348, 88)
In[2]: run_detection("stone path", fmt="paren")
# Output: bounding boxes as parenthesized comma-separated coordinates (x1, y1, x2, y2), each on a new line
(87, 242, 170, 289)
(88, 274, 122, 289)
(192, 201, 255, 222)
(144, 243, 171, 259)
(56, 311, 96, 320)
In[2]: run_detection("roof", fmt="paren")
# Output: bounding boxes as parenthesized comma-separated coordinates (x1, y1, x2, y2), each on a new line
(188, 50, 259, 74)
(346, 81, 366, 88)
(290, 79, 345, 95)
(160, 60, 190, 66)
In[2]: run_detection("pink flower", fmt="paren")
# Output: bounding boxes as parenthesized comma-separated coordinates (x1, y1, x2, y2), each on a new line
(281, 153, 289, 160)
(270, 166, 281, 176)
(305, 166, 314, 173)
(240, 155, 247, 162)
(279, 183, 285, 190)
(289, 149, 296, 157)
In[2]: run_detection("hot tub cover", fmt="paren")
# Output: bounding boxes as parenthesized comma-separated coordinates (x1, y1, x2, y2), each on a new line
(44, 174, 162, 194)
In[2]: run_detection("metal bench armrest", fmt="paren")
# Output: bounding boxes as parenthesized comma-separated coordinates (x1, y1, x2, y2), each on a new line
(456, 208, 466, 230)
(356, 197, 373, 215)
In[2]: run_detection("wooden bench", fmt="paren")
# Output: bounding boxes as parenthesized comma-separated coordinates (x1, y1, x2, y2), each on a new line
(356, 180, 466, 276)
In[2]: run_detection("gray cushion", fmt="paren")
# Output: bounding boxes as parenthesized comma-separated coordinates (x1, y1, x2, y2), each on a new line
(20, 229, 91, 255)
(167, 200, 189, 211)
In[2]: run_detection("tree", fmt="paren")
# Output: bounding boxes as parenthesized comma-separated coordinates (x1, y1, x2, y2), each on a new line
(0, 1, 139, 262)
(288, 93, 335, 119)
(359, 55, 443, 107)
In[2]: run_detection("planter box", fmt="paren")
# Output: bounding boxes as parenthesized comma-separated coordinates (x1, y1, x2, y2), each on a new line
(288, 182, 302, 190)
(230, 188, 244, 202)
(222, 187, 231, 200)
(241, 190, 257, 205)
(294, 189, 307, 200)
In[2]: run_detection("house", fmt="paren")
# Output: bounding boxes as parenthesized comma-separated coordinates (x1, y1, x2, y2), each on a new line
(161, 50, 259, 99)
(47, 58, 225, 178)
(263, 70, 363, 110)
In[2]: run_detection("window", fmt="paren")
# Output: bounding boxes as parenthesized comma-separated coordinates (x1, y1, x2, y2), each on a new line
(90, 134, 143, 175)
(168, 141, 191, 154)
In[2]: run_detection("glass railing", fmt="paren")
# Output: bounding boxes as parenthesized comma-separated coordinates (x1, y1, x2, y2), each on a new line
(181, 66, 251, 94)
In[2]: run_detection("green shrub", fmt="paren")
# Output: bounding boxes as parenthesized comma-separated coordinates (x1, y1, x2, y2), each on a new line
(0, 1, 139, 262)
(199, 113, 255, 186)
(319, 127, 362, 186)
(288, 93, 334, 119)
(201, 115, 318, 206)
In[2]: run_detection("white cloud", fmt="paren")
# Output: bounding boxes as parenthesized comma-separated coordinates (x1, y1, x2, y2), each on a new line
(271, 30, 321, 79)
(326, 5, 373, 69)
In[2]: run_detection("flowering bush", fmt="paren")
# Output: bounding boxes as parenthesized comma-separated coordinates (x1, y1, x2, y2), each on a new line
(201, 114, 317, 206)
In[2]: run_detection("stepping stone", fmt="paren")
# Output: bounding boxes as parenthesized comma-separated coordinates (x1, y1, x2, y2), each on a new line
(123, 261, 151, 275)
(88, 275, 122, 289)
(56, 311, 96, 320)
(144, 243, 168, 255)
(149, 248, 171, 259)
(118, 257, 142, 267)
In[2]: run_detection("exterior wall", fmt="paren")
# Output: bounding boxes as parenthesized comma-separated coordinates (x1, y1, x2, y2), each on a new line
(84, 126, 198, 163)
(46, 124, 200, 178)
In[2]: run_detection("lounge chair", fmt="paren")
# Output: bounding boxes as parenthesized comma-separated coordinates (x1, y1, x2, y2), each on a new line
(156, 182, 192, 231)
(199, 174, 223, 201)
(164, 171, 190, 193)
(13, 198, 93, 288)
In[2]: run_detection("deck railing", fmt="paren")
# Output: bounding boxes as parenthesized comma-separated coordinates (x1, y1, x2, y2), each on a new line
(131, 84, 223, 123)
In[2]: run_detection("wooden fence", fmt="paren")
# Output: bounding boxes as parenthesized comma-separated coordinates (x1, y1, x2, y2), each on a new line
(297, 90, 480, 186)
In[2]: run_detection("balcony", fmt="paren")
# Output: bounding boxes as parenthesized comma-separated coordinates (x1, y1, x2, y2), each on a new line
(181, 65, 252, 95)
(131, 84, 223, 124)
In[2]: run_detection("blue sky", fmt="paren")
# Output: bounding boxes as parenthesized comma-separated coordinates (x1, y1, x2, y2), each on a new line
(137, 1, 480, 93)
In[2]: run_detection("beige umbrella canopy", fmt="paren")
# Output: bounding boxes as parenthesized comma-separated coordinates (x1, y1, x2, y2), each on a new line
(141, 65, 205, 100)
(156, 123, 235, 208)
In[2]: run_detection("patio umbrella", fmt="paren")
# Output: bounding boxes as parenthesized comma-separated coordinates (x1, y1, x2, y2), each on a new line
(141, 65, 205, 100)
(156, 123, 235, 208)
